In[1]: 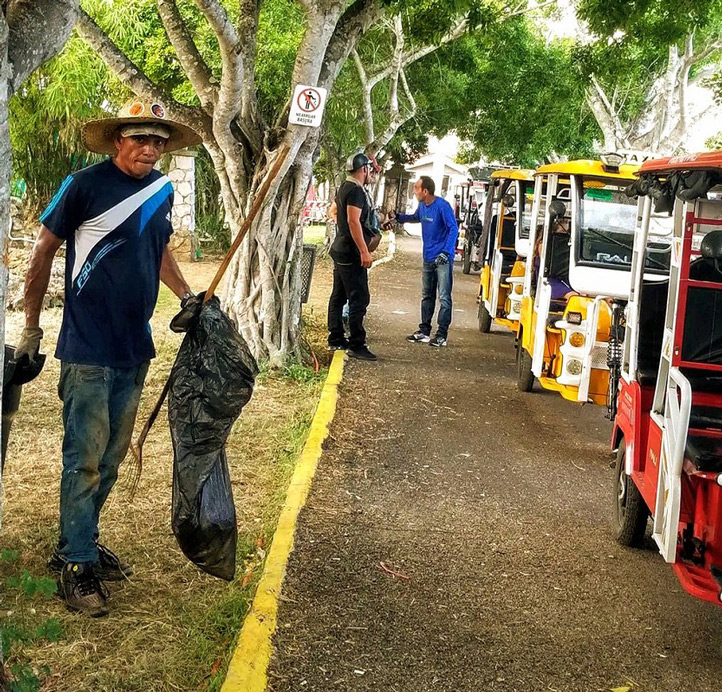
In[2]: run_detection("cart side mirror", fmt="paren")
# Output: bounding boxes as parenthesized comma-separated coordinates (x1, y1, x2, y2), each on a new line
(503, 194, 515, 209)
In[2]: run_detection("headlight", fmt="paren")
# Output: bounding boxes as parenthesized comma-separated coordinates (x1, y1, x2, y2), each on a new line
(511, 301, 521, 312)
(569, 332, 585, 348)
(566, 359, 583, 376)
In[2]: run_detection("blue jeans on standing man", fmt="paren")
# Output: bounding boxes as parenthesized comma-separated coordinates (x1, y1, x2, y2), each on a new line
(420, 259, 454, 338)
(56, 361, 149, 564)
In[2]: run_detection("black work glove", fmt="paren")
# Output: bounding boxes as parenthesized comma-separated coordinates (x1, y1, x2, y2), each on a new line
(434, 252, 450, 267)
(170, 292, 204, 333)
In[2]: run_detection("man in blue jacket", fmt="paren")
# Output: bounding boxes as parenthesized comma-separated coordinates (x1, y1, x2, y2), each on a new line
(394, 176, 459, 347)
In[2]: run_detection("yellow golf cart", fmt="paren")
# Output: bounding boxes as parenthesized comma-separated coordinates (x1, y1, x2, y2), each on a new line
(477, 169, 535, 334)
(516, 156, 671, 408)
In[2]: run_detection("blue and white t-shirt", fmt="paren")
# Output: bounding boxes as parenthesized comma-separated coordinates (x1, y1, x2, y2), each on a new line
(40, 159, 174, 367)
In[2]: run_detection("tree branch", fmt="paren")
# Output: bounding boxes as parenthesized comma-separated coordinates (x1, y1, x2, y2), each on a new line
(369, 67, 417, 153)
(352, 49, 375, 143)
(189, 0, 238, 52)
(190, 0, 243, 131)
(318, 0, 382, 92)
(367, 17, 467, 90)
(586, 75, 631, 150)
(7, 0, 79, 94)
(388, 14, 403, 116)
(236, 0, 263, 154)
(681, 33, 722, 74)
(156, 0, 217, 112)
(76, 10, 212, 135)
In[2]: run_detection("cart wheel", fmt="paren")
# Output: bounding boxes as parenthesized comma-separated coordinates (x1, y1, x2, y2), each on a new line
(613, 439, 648, 547)
(463, 242, 472, 274)
(478, 302, 492, 333)
(516, 337, 534, 392)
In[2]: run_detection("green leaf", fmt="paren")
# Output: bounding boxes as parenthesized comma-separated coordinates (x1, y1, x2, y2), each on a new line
(0, 549, 20, 564)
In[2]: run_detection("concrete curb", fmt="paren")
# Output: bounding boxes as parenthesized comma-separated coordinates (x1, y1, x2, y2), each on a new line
(220, 230, 396, 691)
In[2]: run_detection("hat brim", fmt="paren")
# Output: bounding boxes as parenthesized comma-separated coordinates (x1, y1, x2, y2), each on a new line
(82, 116, 203, 155)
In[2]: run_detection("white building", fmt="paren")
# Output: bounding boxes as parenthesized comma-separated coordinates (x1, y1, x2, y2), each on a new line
(401, 152, 469, 213)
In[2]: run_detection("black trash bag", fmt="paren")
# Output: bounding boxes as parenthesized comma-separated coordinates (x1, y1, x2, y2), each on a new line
(168, 296, 258, 580)
(2, 345, 46, 472)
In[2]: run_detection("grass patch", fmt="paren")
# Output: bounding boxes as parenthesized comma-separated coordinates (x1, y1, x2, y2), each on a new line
(302, 223, 328, 246)
(1, 258, 326, 691)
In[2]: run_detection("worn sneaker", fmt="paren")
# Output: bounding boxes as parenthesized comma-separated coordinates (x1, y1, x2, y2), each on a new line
(348, 345, 377, 361)
(327, 339, 350, 351)
(407, 331, 431, 343)
(59, 562, 109, 618)
(48, 542, 133, 582)
(429, 334, 448, 348)
(95, 543, 134, 581)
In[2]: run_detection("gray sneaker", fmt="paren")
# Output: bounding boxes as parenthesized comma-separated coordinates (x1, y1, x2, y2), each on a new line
(407, 331, 431, 343)
(59, 562, 109, 618)
(429, 334, 448, 347)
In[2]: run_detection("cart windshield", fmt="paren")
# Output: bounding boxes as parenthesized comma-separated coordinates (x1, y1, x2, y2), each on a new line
(577, 181, 670, 273)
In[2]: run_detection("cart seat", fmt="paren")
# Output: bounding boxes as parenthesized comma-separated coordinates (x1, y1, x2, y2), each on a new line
(637, 368, 659, 387)
(680, 368, 722, 393)
(690, 405, 722, 429)
(685, 434, 722, 473)
(500, 248, 516, 276)
(636, 280, 669, 386)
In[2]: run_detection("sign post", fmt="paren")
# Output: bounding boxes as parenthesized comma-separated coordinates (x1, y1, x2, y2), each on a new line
(289, 84, 328, 127)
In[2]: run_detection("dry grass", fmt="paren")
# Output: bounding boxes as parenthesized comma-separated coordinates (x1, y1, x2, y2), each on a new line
(1, 257, 329, 691)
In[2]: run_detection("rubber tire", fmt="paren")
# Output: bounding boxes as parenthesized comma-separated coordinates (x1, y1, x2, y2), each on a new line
(613, 440, 648, 548)
(516, 337, 534, 392)
(462, 241, 472, 274)
(478, 302, 492, 333)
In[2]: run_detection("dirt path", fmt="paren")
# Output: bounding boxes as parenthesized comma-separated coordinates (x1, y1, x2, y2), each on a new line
(267, 236, 722, 692)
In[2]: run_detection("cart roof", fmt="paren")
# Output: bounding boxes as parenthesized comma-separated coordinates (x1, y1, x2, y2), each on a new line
(639, 151, 722, 176)
(535, 159, 639, 181)
(490, 169, 535, 182)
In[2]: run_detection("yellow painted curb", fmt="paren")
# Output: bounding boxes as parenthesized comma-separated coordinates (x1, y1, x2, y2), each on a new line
(221, 350, 346, 692)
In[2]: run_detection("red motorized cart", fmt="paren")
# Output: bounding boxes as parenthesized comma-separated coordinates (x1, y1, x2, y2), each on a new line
(613, 151, 722, 606)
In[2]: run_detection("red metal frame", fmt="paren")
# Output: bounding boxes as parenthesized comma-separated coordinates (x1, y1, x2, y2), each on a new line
(615, 182, 722, 607)
(639, 152, 722, 175)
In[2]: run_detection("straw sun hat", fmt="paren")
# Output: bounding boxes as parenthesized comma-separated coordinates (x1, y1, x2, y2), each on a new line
(82, 98, 203, 155)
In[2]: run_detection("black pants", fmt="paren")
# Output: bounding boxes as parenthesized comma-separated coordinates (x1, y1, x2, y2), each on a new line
(327, 262, 370, 348)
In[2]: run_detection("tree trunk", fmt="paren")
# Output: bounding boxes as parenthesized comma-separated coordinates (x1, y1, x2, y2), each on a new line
(222, 134, 316, 365)
(0, 0, 10, 539)
(0, 10, 9, 683)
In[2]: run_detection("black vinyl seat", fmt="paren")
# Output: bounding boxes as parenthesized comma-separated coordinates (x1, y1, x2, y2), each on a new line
(547, 232, 570, 285)
(690, 404, 722, 429)
(683, 235, 722, 366)
(636, 280, 669, 386)
(686, 434, 722, 473)
(546, 300, 567, 329)
(500, 217, 517, 275)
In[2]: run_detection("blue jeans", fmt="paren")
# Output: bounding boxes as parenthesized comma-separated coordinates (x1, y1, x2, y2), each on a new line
(57, 361, 148, 563)
(420, 260, 454, 338)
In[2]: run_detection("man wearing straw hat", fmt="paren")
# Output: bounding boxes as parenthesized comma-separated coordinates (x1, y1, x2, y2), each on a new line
(14, 98, 203, 617)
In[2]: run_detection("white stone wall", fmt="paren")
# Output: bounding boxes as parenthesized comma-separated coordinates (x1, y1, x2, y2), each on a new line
(167, 152, 197, 259)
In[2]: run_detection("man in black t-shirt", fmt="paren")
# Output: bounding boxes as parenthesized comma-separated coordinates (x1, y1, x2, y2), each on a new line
(327, 152, 377, 360)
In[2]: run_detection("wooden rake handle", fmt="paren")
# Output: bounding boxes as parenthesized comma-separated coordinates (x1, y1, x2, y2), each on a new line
(203, 145, 290, 303)
(129, 145, 291, 473)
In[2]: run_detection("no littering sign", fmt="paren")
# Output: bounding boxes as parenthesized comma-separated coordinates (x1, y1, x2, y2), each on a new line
(289, 84, 328, 127)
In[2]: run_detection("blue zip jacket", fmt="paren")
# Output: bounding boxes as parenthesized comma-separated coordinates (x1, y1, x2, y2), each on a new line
(397, 197, 459, 262)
